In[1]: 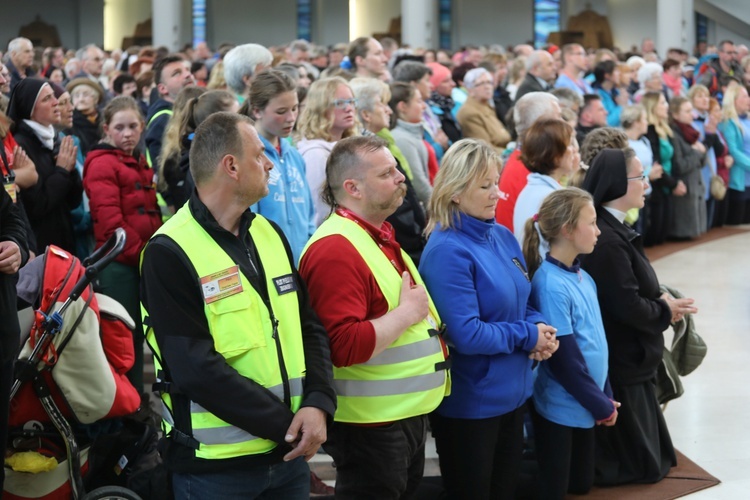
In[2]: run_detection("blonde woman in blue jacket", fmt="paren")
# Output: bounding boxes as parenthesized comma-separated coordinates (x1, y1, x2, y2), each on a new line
(419, 139, 558, 500)
(718, 82, 750, 224)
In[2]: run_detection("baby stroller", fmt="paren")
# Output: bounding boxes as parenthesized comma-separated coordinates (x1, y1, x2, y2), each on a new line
(5, 229, 145, 500)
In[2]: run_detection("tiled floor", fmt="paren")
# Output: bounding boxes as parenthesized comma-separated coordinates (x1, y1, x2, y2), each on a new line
(650, 228, 750, 498)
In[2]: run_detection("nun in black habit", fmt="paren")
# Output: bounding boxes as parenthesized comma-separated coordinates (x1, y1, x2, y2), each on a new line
(578, 148, 697, 485)
(8, 78, 81, 254)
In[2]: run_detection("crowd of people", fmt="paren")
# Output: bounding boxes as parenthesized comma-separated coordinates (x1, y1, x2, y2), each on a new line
(3, 30, 739, 499)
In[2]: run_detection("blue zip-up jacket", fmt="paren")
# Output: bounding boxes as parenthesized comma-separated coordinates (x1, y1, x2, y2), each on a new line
(594, 86, 624, 127)
(250, 135, 315, 264)
(419, 212, 546, 419)
(719, 117, 750, 191)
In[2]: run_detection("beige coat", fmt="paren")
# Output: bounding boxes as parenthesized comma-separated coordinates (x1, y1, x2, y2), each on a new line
(456, 96, 511, 154)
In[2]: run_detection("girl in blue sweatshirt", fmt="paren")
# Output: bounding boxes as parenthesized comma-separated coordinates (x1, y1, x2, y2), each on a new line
(243, 69, 316, 264)
(522, 187, 620, 499)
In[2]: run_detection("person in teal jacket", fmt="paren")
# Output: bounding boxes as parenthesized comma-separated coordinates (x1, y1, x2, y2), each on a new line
(718, 82, 750, 224)
(593, 61, 629, 127)
(243, 69, 315, 263)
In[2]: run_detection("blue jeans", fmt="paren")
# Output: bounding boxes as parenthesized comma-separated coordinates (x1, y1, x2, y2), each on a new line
(171, 457, 310, 500)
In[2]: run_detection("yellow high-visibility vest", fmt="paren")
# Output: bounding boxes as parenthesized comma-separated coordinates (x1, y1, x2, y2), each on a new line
(303, 213, 449, 424)
(142, 205, 306, 460)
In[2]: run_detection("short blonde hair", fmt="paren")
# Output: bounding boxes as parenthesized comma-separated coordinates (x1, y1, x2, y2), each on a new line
(297, 76, 357, 141)
(426, 139, 502, 235)
(688, 84, 709, 101)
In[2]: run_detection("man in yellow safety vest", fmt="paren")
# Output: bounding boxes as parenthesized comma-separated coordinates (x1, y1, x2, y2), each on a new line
(299, 135, 450, 499)
(140, 112, 335, 499)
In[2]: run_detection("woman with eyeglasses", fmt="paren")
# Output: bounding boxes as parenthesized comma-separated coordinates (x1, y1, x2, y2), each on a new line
(456, 68, 511, 155)
(580, 148, 697, 486)
(297, 77, 358, 226)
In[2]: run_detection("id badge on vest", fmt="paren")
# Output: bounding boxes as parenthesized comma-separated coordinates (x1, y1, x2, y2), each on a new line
(200, 265, 244, 303)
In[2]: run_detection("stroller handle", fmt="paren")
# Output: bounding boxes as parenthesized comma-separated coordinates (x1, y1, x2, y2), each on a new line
(69, 228, 127, 302)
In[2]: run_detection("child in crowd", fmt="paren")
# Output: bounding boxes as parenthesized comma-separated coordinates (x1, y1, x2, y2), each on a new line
(242, 69, 315, 263)
(522, 187, 619, 499)
(83, 96, 162, 391)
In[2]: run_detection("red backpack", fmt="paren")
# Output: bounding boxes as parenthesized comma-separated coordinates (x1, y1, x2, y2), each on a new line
(9, 245, 141, 428)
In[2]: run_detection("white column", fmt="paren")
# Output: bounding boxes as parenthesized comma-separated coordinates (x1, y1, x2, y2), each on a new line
(153, 0, 182, 52)
(401, 0, 437, 49)
(657, 0, 693, 55)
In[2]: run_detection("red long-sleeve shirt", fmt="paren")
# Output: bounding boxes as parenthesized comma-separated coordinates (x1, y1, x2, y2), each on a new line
(495, 148, 530, 232)
(298, 208, 413, 368)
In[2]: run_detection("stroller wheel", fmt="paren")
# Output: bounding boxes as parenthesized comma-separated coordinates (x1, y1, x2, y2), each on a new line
(82, 485, 143, 500)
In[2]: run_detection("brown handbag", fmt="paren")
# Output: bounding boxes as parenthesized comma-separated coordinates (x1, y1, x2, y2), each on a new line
(710, 175, 727, 201)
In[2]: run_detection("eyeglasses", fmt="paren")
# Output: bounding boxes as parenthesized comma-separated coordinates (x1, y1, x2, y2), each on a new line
(332, 98, 358, 109)
(627, 174, 647, 182)
(474, 80, 494, 87)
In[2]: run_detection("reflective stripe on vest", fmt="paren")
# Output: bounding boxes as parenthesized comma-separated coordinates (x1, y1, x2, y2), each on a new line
(142, 205, 306, 459)
(190, 376, 304, 445)
(302, 213, 449, 423)
(145, 109, 173, 167)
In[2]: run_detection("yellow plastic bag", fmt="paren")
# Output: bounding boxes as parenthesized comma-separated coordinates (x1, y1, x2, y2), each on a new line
(5, 451, 59, 473)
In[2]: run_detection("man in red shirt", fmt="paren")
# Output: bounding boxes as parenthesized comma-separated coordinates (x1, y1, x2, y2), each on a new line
(299, 136, 449, 499)
(496, 92, 562, 231)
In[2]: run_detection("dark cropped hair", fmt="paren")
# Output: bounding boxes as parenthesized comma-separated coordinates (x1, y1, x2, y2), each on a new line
(190, 112, 253, 187)
(348, 37, 372, 70)
(323, 135, 389, 210)
(594, 60, 617, 84)
(153, 54, 186, 85)
(580, 94, 602, 116)
(662, 58, 681, 72)
(388, 81, 418, 129)
(451, 62, 476, 86)
(393, 61, 431, 84)
(520, 118, 574, 175)
(191, 60, 206, 74)
(112, 73, 136, 95)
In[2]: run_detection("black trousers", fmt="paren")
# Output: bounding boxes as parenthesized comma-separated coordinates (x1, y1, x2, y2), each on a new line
(324, 415, 427, 500)
(529, 403, 595, 499)
(644, 190, 672, 247)
(430, 405, 526, 500)
(725, 188, 750, 225)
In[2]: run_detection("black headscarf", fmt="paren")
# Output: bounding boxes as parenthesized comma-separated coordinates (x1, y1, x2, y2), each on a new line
(582, 148, 628, 206)
(7, 78, 49, 125)
(49, 81, 66, 99)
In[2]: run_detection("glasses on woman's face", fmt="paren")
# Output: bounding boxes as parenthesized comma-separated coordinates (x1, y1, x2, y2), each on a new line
(332, 98, 358, 109)
(627, 174, 647, 182)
